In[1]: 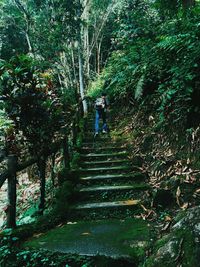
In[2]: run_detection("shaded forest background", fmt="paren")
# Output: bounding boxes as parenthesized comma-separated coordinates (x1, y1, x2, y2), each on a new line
(0, 0, 200, 157)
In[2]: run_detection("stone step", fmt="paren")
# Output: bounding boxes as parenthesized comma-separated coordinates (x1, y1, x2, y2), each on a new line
(80, 172, 147, 182)
(83, 137, 113, 143)
(81, 147, 125, 154)
(77, 183, 150, 203)
(79, 184, 145, 193)
(80, 166, 133, 175)
(74, 199, 140, 210)
(82, 142, 124, 149)
(81, 159, 130, 167)
(83, 133, 111, 139)
(85, 131, 112, 135)
(80, 152, 128, 160)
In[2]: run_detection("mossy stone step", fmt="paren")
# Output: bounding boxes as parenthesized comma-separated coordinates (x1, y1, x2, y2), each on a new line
(81, 145, 124, 151)
(80, 172, 147, 182)
(81, 147, 125, 153)
(75, 199, 140, 210)
(81, 152, 128, 159)
(79, 185, 140, 192)
(81, 159, 130, 167)
(24, 218, 151, 259)
(82, 142, 125, 149)
(83, 133, 111, 139)
(80, 166, 133, 174)
(83, 137, 112, 143)
(77, 183, 150, 203)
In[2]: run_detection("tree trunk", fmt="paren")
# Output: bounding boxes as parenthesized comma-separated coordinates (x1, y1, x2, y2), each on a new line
(25, 32, 33, 54)
(63, 135, 70, 169)
(82, 0, 90, 78)
(97, 36, 103, 74)
(51, 154, 56, 186)
(71, 44, 78, 87)
(78, 40, 88, 115)
(85, 25, 90, 77)
(7, 155, 17, 228)
(38, 157, 46, 214)
(14, 0, 34, 54)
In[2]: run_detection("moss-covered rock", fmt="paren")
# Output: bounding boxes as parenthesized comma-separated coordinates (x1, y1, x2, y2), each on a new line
(145, 206, 200, 267)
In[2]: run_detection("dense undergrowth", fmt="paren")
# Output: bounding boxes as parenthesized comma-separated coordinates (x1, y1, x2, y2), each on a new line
(87, 2, 200, 266)
(88, 0, 200, 207)
(89, 2, 200, 131)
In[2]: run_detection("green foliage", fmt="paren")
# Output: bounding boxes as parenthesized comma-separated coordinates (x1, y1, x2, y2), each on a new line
(0, 245, 94, 267)
(53, 180, 74, 217)
(0, 109, 14, 147)
(57, 168, 70, 185)
(70, 151, 81, 169)
(0, 55, 64, 154)
(88, 0, 200, 130)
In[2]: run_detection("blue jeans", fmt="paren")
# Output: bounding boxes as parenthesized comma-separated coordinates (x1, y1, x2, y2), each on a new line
(95, 109, 108, 133)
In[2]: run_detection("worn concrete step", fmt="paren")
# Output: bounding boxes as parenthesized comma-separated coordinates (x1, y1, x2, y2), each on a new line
(81, 147, 126, 155)
(82, 142, 125, 149)
(79, 185, 139, 193)
(80, 166, 133, 175)
(83, 133, 111, 139)
(24, 218, 151, 260)
(80, 152, 128, 160)
(80, 172, 147, 182)
(75, 199, 140, 210)
(83, 136, 113, 143)
(81, 159, 130, 167)
(77, 183, 150, 202)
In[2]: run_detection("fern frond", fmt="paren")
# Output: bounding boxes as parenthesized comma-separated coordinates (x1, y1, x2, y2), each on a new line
(135, 74, 145, 100)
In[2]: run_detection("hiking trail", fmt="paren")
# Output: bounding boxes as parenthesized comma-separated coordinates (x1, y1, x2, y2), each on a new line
(25, 114, 152, 262)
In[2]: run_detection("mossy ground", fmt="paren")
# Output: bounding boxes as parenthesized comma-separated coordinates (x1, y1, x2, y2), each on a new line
(24, 218, 152, 263)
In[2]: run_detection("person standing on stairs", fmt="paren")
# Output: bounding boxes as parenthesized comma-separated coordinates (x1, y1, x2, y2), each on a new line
(94, 92, 109, 137)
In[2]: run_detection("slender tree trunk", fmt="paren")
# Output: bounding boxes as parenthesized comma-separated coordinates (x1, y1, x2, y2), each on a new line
(14, 0, 34, 54)
(85, 25, 90, 77)
(71, 44, 78, 86)
(63, 135, 70, 169)
(97, 36, 103, 74)
(78, 39, 88, 115)
(82, 0, 90, 78)
(7, 155, 17, 228)
(38, 157, 46, 214)
(51, 154, 56, 186)
(25, 32, 33, 53)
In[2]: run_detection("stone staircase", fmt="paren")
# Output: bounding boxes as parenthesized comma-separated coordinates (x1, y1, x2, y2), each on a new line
(25, 114, 152, 262)
(72, 116, 149, 219)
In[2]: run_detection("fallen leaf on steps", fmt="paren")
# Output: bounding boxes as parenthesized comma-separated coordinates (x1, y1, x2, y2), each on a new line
(165, 215, 172, 222)
(181, 202, 189, 210)
(161, 221, 172, 232)
(33, 233, 44, 238)
(81, 232, 91, 236)
(176, 186, 181, 207)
